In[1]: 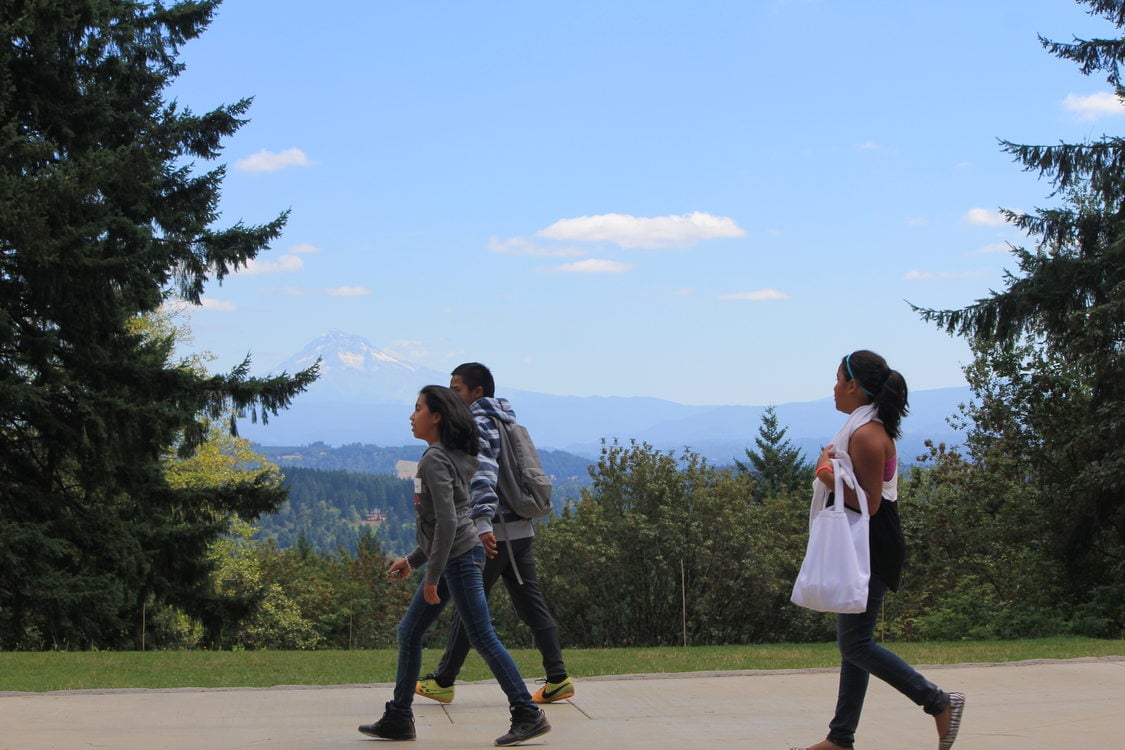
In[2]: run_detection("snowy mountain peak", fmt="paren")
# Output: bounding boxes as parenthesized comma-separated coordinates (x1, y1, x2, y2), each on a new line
(269, 331, 449, 406)
(282, 330, 416, 375)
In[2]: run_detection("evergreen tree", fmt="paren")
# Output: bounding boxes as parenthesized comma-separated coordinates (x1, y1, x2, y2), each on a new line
(0, 2, 317, 648)
(913, 0, 1125, 631)
(735, 406, 810, 497)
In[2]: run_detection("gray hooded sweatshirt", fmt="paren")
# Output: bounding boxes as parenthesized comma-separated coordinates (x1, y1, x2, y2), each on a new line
(405, 444, 480, 585)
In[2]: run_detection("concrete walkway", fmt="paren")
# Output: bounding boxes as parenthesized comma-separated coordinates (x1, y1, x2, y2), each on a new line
(1, 657, 1122, 749)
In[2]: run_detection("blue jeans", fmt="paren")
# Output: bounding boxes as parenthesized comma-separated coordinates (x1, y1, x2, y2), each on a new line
(827, 575, 949, 748)
(433, 536, 566, 685)
(389, 544, 535, 714)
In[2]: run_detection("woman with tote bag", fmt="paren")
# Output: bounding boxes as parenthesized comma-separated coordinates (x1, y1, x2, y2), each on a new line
(790, 351, 965, 750)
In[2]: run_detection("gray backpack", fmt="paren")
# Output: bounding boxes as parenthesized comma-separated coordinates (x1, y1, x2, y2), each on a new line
(493, 418, 553, 519)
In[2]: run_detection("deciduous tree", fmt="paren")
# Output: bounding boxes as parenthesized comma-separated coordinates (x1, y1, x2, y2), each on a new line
(535, 440, 820, 647)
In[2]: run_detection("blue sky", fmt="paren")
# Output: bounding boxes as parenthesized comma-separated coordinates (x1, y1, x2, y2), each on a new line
(168, 1, 1119, 406)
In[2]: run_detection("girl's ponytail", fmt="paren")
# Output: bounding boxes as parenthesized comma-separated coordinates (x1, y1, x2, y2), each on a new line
(843, 350, 909, 439)
(874, 368, 908, 439)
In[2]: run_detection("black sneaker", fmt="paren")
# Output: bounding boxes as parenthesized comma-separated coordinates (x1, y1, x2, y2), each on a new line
(494, 705, 551, 746)
(358, 702, 416, 741)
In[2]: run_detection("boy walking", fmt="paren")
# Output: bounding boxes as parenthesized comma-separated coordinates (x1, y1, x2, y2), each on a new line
(415, 362, 574, 705)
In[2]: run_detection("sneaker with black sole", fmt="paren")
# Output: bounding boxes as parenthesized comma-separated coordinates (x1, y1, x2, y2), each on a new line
(531, 675, 574, 704)
(358, 702, 416, 741)
(495, 705, 551, 747)
(415, 673, 455, 704)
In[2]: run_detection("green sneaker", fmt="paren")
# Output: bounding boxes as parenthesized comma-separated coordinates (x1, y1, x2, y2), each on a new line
(415, 673, 455, 704)
(531, 676, 574, 704)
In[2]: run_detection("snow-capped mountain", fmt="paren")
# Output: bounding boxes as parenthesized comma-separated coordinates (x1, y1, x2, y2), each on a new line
(237, 330, 971, 464)
(270, 330, 448, 405)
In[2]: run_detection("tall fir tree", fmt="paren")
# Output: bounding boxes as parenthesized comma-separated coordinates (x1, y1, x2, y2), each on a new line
(0, 2, 318, 648)
(913, 0, 1125, 630)
(735, 406, 810, 498)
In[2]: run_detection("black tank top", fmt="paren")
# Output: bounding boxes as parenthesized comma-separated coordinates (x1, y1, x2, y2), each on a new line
(869, 498, 906, 591)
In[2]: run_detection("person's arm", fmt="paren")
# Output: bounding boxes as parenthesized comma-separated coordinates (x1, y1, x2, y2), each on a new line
(404, 547, 426, 571)
(422, 451, 459, 588)
(468, 417, 501, 544)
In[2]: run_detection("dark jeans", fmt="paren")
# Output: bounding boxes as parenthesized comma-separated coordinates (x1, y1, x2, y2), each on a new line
(827, 575, 950, 748)
(389, 544, 534, 715)
(432, 536, 566, 684)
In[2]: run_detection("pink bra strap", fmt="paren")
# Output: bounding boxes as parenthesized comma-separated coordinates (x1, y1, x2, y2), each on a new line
(883, 455, 897, 482)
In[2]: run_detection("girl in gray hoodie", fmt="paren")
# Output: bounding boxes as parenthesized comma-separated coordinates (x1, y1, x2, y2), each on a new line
(358, 385, 550, 746)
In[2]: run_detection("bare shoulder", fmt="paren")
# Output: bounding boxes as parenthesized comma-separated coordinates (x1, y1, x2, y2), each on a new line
(850, 421, 891, 455)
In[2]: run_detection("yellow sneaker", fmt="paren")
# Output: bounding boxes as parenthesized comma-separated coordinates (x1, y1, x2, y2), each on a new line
(531, 676, 574, 704)
(415, 674, 454, 703)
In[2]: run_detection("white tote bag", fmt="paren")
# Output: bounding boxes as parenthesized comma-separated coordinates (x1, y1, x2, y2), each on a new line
(790, 459, 871, 614)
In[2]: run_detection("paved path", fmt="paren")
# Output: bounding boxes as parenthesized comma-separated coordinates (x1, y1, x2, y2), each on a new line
(2, 657, 1122, 749)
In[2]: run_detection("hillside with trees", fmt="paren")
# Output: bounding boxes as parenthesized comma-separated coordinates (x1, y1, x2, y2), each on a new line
(257, 468, 417, 555)
(257, 442, 594, 484)
(253, 446, 597, 557)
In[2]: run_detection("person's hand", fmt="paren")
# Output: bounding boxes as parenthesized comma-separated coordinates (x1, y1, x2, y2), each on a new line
(423, 582, 441, 605)
(388, 558, 411, 579)
(480, 531, 498, 558)
(815, 444, 837, 485)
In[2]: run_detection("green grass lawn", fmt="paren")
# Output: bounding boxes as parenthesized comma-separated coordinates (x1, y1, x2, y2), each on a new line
(0, 637, 1120, 693)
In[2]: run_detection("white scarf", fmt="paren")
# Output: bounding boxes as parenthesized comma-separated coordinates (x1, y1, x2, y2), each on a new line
(827, 403, 898, 502)
(829, 404, 879, 461)
(809, 404, 881, 528)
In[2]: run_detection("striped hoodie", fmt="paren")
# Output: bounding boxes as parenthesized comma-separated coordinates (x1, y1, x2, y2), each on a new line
(468, 396, 535, 542)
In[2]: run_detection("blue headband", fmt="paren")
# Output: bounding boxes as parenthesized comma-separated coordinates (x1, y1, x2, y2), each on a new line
(845, 354, 875, 397)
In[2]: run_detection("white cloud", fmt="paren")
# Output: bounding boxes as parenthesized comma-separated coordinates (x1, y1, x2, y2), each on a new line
(538, 211, 746, 249)
(857, 140, 881, 151)
(235, 148, 315, 173)
(199, 297, 237, 311)
(720, 289, 790, 301)
(973, 242, 1010, 255)
(964, 208, 1007, 227)
(672, 288, 694, 296)
(289, 243, 321, 254)
(1064, 91, 1125, 121)
(238, 254, 305, 275)
(905, 217, 927, 226)
(904, 269, 988, 281)
(551, 259, 633, 273)
(489, 236, 584, 257)
(326, 286, 372, 297)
